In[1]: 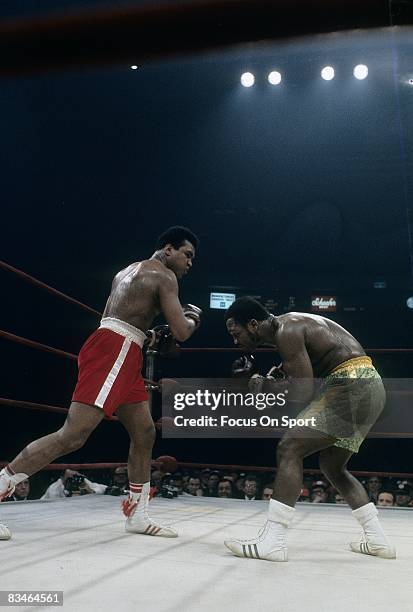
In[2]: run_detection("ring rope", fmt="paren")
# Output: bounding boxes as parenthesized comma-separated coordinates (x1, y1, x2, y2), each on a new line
(0, 397, 411, 438)
(0, 460, 411, 481)
(178, 347, 413, 353)
(0, 329, 158, 388)
(0, 259, 101, 317)
(3, 261, 413, 355)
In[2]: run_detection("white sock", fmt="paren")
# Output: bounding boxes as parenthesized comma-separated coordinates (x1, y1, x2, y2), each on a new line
(128, 482, 150, 518)
(264, 499, 295, 549)
(352, 502, 389, 545)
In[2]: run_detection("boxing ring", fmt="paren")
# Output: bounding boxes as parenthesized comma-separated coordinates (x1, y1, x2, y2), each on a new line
(1, 255, 413, 612)
(0, 495, 412, 612)
(2, 2, 413, 610)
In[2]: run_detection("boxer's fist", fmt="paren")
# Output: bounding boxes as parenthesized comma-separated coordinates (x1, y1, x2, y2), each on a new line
(183, 304, 202, 329)
(248, 373, 266, 394)
(146, 325, 180, 357)
(231, 354, 255, 378)
(266, 363, 287, 381)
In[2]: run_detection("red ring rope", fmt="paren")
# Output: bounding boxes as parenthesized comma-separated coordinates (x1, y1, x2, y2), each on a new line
(0, 260, 101, 317)
(0, 460, 411, 481)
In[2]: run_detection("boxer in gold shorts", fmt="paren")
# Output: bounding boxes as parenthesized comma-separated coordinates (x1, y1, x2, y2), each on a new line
(224, 297, 395, 562)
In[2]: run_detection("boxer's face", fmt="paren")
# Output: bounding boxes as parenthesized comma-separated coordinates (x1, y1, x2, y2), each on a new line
(226, 318, 260, 351)
(165, 240, 195, 279)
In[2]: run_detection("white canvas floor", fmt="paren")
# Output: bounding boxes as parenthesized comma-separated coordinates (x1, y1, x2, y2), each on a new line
(1, 495, 411, 612)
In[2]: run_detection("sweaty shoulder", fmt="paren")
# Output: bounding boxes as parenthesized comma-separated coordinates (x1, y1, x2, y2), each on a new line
(126, 259, 176, 288)
(277, 313, 308, 343)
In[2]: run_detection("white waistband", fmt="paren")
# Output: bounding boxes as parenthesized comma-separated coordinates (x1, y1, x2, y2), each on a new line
(99, 318, 146, 348)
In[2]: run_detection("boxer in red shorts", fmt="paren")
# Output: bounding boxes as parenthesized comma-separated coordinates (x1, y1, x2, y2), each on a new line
(0, 226, 201, 539)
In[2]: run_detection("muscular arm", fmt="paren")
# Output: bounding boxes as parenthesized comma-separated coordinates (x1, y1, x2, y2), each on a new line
(278, 325, 314, 404)
(158, 272, 196, 342)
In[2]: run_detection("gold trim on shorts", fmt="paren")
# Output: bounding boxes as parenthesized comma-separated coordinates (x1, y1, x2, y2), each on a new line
(329, 356, 372, 375)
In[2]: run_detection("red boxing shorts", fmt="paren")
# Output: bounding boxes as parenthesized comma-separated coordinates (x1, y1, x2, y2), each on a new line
(72, 317, 149, 418)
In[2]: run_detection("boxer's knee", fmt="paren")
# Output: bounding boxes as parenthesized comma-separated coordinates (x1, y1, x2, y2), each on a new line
(56, 427, 90, 453)
(138, 422, 156, 448)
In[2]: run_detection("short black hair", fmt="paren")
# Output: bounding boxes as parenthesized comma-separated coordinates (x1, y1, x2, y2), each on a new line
(378, 490, 395, 500)
(156, 226, 199, 251)
(225, 296, 270, 326)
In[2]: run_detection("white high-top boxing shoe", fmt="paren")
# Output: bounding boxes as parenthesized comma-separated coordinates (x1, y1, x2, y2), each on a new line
(350, 502, 396, 559)
(224, 499, 294, 562)
(122, 482, 177, 538)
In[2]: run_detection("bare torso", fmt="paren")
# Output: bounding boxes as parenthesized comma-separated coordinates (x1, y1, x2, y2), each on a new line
(102, 260, 166, 331)
(276, 312, 365, 377)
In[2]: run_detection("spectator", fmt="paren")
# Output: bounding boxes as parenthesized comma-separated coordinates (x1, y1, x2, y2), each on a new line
(112, 466, 128, 489)
(242, 475, 258, 500)
(365, 476, 382, 503)
(377, 490, 395, 507)
(261, 485, 274, 500)
(235, 474, 246, 495)
(201, 468, 211, 489)
(333, 491, 347, 505)
(150, 470, 163, 490)
(298, 486, 310, 502)
(104, 467, 129, 496)
(311, 480, 329, 503)
(394, 483, 412, 507)
(168, 473, 184, 495)
(3, 478, 30, 502)
(185, 476, 203, 497)
(217, 479, 235, 499)
(41, 470, 107, 499)
(205, 471, 220, 497)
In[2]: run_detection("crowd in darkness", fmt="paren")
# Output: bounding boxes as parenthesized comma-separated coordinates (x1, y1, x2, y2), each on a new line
(2, 465, 412, 509)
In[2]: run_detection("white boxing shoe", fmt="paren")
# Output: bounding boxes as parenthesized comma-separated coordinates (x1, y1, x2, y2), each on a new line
(0, 523, 11, 540)
(350, 539, 396, 559)
(224, 521, 288, 562)
(350, 503, 396, 559)
(122, 485, 178, 538)
(125, 515, 178, 538)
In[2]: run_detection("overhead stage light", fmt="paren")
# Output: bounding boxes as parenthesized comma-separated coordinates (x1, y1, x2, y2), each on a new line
(240, 72, 255, 87)
(321, 66, 335, 81)
(353, 64, 368, 80)
(268, 71, 282, 85)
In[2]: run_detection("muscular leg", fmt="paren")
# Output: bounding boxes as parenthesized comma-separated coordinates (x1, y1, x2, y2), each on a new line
(116, 401, 155, 484)
(225, 427, 337, 560)
(116, 402, 176, 536)
(8, 402, 104, 476)
(319, 446, 369, 510)
(273, 427, 337, 506)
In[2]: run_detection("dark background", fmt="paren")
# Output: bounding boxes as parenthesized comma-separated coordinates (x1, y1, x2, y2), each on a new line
(1, 2, 412, 473)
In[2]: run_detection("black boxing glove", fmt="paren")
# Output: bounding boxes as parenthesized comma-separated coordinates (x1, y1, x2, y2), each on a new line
(182, 304, 202, 329)
(145, 325, 180, 357)
(266, 363, 287, 381)
(231, 354, 256, 378)
(248, 373, 266, 394)
(249, 364, 288, 393)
